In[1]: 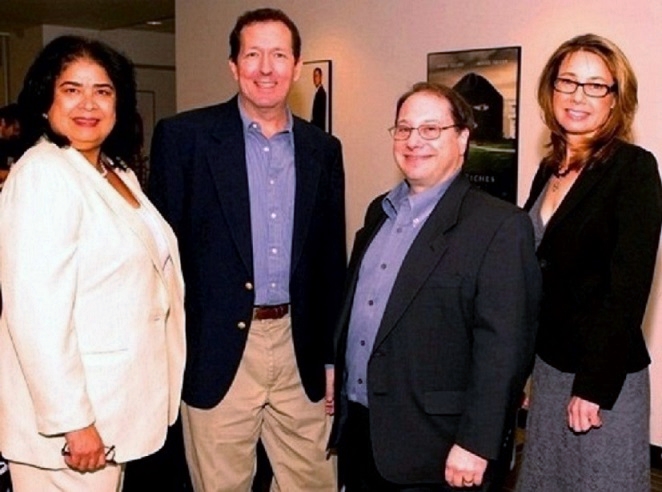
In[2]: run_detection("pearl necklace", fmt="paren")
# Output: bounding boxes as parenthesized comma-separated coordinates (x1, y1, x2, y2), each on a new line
(96, 155, 109, 179)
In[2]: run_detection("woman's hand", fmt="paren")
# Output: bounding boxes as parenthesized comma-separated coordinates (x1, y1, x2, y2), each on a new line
(567, 396, 602, 433)
(63, 424, 108, 472)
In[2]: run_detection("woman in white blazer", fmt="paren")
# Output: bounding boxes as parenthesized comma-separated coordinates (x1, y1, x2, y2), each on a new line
(0, 36, 185, 491)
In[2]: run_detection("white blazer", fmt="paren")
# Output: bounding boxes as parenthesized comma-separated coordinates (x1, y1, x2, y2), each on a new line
(0, 140, 186, 468)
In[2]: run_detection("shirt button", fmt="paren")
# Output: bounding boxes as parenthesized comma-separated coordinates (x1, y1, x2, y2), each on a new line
(396, 227, 402, 233)
(380, 263, 387, 270)
(358, 378, 363, 384)
(269, 179, 275, 185)
(270, 282, 276, 288)
(237, 321, 247, 330)
(360, 340, 366, 346)
(271, 248, 278, 254)
(368, 300, 374, 306)
(263, 147, 270, 152)
(270, 212, 277, 219)
(413, 218, 420, 225)
(245, 282, 253, 290)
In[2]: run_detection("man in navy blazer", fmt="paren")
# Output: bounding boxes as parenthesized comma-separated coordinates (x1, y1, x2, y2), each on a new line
(330, 82, 540, 491)
(149, 8, 345, 491)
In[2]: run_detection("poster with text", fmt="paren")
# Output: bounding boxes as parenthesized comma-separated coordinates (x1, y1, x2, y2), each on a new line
(428, 47, 520, 202)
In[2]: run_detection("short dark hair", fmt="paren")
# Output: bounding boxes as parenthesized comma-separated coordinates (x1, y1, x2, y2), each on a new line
(229, 8, 301, 63)
(395, 82, 476, 132)
(313, 67, 322, 76)
(17, 35, 141, 167)
(395, 82, 475, 159)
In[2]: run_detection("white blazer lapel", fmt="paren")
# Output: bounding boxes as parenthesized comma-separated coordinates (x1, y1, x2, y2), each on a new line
(62, 147, 167, 286)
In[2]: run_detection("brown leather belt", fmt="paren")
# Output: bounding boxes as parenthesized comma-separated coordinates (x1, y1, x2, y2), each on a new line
(253, 304, 289, 320)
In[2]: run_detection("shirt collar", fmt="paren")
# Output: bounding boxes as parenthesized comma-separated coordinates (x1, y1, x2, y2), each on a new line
(382, 170, 460, 221)
(237, 97, 294, 135)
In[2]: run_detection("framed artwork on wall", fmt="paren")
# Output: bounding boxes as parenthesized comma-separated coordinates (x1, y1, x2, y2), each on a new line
(428, 46, 521, 203)
(288, 60, 332, 134)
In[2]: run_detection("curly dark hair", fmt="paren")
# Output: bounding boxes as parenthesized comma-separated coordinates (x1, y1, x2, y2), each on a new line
(17, 35, 141, 168)
(229, 8, 301, 63)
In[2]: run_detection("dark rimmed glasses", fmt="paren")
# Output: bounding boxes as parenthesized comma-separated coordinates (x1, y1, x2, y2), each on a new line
(553, 77, 616, 98)
(388, 124, 458, 141)
(61, 443, 117, 464)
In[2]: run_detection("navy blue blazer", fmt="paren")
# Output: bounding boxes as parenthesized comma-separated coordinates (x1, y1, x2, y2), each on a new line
(148, 96, 347, 409)
(331, 175, 541, 484)
(524, 140, 662, 409)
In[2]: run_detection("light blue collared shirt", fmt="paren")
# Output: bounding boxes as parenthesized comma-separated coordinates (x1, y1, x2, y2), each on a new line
(239, 101, 296, 305)
(345, 174, 458, 407)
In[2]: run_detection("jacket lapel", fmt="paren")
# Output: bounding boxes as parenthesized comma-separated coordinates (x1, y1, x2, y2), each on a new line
(542, 159, 611, 239)
(206, 100, 253, 274)
(290, 119, 321, 274)
(373, 176, 470, 349)
(62, 147, 168, 287)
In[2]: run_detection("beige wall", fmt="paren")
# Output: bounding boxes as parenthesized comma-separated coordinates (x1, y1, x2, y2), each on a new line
(175, 0, 662, 444)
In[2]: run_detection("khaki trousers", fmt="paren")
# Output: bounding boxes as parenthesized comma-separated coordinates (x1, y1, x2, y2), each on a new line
(9, 461, 123, 491)
(181, 315, 336, 492)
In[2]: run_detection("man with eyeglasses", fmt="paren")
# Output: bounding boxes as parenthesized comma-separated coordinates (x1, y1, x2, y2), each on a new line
(330, 82, 541, 491)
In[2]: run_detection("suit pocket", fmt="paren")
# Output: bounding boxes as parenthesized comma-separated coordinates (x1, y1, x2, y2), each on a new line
(424, 390, 466, 415)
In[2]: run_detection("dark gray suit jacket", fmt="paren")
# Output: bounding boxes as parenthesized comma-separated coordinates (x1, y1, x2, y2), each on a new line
(331, 175, 541, 485)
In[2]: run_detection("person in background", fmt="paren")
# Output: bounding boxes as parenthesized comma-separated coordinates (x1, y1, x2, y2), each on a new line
(148, 7, 346, 491)
(330, 82, 540, 491)
(0, 103, 21, 183)
(0, 35, 186, 492)
(516, 34, 662, 492)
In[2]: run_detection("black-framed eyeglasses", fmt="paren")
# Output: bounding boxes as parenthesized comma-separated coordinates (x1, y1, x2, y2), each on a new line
(553, 77, 616, 98)
(388, 124, 458, 141)
(61, 443, 116, 464)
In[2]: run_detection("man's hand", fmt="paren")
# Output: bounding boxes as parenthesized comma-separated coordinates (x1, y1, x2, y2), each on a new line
(325, 367, 335, 415)
(63, 424, 107, 472)
(567, 396, 602, 433)
(444, 444, 488, 488)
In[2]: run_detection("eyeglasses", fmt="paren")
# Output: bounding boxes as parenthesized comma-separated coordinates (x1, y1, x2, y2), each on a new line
(61, 443, 117, 464)
(388, 124, 457, 141)
(553, 77, 616, 98)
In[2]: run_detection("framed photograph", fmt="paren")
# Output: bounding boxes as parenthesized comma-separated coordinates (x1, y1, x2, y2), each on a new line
(288, 60, 332, 133)
(428, 47, 521, 203)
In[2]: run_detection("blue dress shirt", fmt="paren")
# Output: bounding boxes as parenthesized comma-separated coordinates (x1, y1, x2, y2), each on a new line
(239, 102, 295, 305)
(345, 174, 458, 407)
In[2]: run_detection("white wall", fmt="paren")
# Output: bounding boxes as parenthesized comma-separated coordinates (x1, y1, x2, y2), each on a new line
(175, 0, 662, 444)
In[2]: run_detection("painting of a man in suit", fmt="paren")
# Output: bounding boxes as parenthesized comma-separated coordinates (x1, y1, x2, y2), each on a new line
(311, 67, 327, 131)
